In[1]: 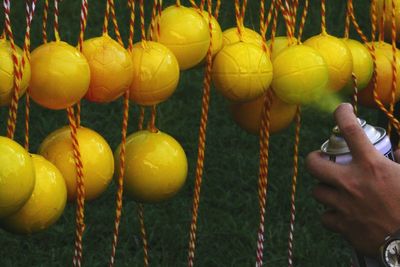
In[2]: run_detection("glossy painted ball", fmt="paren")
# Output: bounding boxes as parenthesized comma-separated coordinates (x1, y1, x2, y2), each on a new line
(222, 27, 264, 48)
(115, 130, 188, 203)
(342, 38, 373, 92)
(0, 39, 31, 106)
(2, 154, 67, 234)
(212, 42, 273, 102)
(195, 8, 223, 57)
(82, 35, 133, 103)
(39, 126, 114, 201)
(272, 45, 329, 104)
(151, 5, 210, 70)
(374, 0, 400, 42)
(267, 36, 290, 61)
(29, 41, 90, 110)
(230, 92, 298, 135)
(129, 41, 179, 106)
(304, 34, 353, 92)
(0, 136, 35, 218)
(358, 43, 400, 107)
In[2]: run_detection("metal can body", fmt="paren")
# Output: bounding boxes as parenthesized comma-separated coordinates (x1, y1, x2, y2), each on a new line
(320, 119, 394, 267)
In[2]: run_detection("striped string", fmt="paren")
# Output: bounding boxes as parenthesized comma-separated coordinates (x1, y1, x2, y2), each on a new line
(139, 0, 147, 48)
(4, 0, 22, 140)
(176, 0, 181, 7)
(268, 0, 278, 53)
(297, 0, 308, 42)
(54, 0, 60, 41)
(255, 90, 273, 267)
(137, 204, 149, 267)
(388, 0, 397, 137)
(379, 0, 386, 42)
(42, 0, 49, 43)
(261, 0, 275, 38)
(276, 0, 294, 44)
(149, 0, 158, 41)
(189, 0, 198, 9)
(351, 73, 359, 116)
(214, 0, 221, 19)
(187, 0, 213, 266)
(344, 0, 351, 39)
(109, 91, 130, 267)
(138, 107, 145, 131)
(128, 0, 135, 51)
(148, 105, 157, 132)
(321, 0, 326, 34)
(234, 0, 243, 40)
(287, 107, 301, 267)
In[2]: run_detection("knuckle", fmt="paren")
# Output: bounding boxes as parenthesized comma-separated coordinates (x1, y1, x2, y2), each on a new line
(340, 122, 360, 136)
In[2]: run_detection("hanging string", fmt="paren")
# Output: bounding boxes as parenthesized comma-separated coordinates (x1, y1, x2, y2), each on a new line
(276, 0, 294, 44)
(388, 0, 397, 137)
(103, 0, 110, 35)
(187, 0, 213, 266)
(286, 107, 301, 267)
(321, 0, 326, 34)
(149, 0, 158, 41)
(127, 0, 135, 50)
(370, 0, 400, 135)
(148, 105, 157, 132)
(138, 107, 145, 131)
(214, 0, 221, 19)
(297, 0, 308, 42)
(234, 0, 244, 39)
(260, 0, 267, 51)
(261, 0, 275, 38)
(351, 73, 359, 116)
(137, 204, 149, 267)
(67, 107, 86, 267)
(176, 0, 181, 7)
(189, 0, 198, 9)
(379, 0, 386, 42)
(139, 0, 147, 48)
(344, 0, 351, 39)
(109, 92, 130, 267)
(42, 0, 49, 43)
(54, 0, 60, 41)
(348, 0, 370, 48)
(157, 0, 162, 37)
(4, 0, 22, 140)
(268, 0, 278, 53)
(255, 90, 273, 267)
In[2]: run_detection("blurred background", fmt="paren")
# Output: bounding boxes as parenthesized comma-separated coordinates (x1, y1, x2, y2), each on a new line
(0, 0, 379, 266)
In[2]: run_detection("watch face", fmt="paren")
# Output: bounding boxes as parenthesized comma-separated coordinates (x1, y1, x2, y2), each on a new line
(385, 239, 400, 267)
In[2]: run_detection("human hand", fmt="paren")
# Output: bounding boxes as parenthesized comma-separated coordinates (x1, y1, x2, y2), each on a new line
(306, 103, 400, 257)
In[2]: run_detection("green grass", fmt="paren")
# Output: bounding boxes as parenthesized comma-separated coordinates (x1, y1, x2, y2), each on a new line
(0, 0, 383, 266)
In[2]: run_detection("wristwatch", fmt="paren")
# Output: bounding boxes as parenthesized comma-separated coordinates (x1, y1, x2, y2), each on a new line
(380, 230, 400, 267)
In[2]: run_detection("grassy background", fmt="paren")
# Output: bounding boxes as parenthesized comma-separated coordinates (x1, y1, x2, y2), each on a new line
(0, 1, 381, 266)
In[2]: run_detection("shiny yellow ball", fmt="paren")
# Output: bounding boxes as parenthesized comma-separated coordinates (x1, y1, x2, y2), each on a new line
(82, 35, 133, 103)
(267, 36, 290, 61)
(222, 27, 264, 48)
(272, 45, 329, 104)
(2, 154, 67, 234)
(151, 5, 210, 70)
(230, 92, 298, 135)
(212, 42, 273, 102)
(342, 38, 373, 92)
(374, 0, 400, 42)
(304, 34, 353, 92)
(39, 126, 114, 201)
(0, 39, 31, 106)
(29, 41, 90, 110)
(0, 136, 35, 218)
(129, 41, 179, 106)
(194, 8, 223, 57)
(115, 130, 188, 203)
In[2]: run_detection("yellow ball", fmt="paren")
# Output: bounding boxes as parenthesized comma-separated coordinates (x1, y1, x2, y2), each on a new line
(115, 130, 188, 203)
(29, 41, 90, 110)
(39, 126, 114, 201)
(272, 45, 329, 104)
(304, 34, 353, 92)
(358, 42, 400, 108)
(212, 42, 273, 102)
(151, 5, 210, 70)
(230, 92, 298, 135)
(82, 35, 133, 103)
(0, 136, 35, 218)
(374, 0, 400, 42)
(342, 38, 373, 92)
(267, 36, 290, 61)
(129, 41, 179, 106)
(194, 8, 223, 57)
(0, 39, 31, 106)
(2, 154, 67, 234)
(222, 27, 264, 48)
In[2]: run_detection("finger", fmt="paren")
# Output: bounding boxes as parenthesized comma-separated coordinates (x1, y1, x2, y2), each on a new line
(394, 149, 400, 163)
(306, 151, 347, 188)
(321, 210, 343, 233)
(312, 183, 343, 210)
(334, 103, 378, 161)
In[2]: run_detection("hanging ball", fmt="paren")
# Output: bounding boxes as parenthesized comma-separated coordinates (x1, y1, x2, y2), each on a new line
(39, 126, 114, 201)
(374, 0, 400, 42)
(272, 45, 329, 105)
(342, 38, 373, 93)
(151, 5, 210, 70)
(194, 8, 223, 57)
(82, 35, 133, 103)
(212, 42, 273, 102)
(29, 41, 90, 110)
(304, 34, 353, 92)
(2, 154, 67, 234)
(129, 41, 179, 106)
(230, 92, 298, 135)
(0, 136, 35, 218)
(0, 39, 31, 107)
(222, 27, 264, 48)
(358, 42, 400, 107)
(115, 130, 188, 203)
(267, 36, 290, 61)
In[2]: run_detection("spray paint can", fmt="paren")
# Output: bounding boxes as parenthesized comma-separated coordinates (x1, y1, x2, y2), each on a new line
(320, 118, 394, 267)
